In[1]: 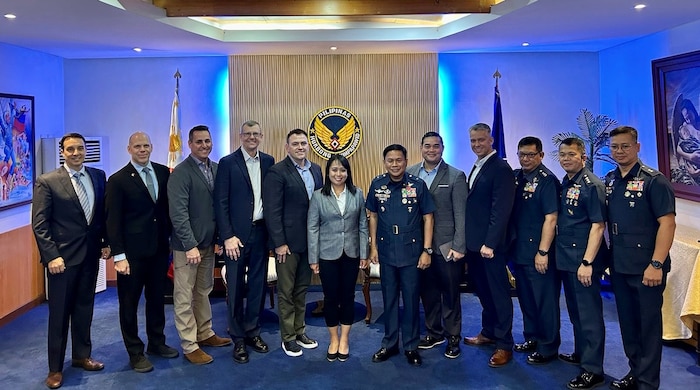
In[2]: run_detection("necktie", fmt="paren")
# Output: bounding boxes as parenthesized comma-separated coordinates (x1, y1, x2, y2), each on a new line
(73, 172, 92, 223)
(468, 165, 477, 189)
(143, 166, 157, 202)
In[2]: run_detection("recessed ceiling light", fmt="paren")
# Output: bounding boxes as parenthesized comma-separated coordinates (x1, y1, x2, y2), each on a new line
(133, 47, 142, 52)
(521, 42, 530, 47)
(634, 4, 646, 10)
(4, 14, 17, 19)
(330, 46, 337, 51)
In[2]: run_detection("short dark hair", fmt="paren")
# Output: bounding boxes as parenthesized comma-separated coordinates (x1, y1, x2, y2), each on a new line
(421, 131, 443, 145)
(241, 120, 260, 132)
(469, 123, 491, 134)
(518, 136, 543, 152)
(188, 125, 210, 142)
(383, 144, 407, 159)
(560, 137, 586, 155)
(609, 126, 638, 142)
(321, 154, 356, 196)
(287, 128, 308, 143)
(59, 133, 86, 150)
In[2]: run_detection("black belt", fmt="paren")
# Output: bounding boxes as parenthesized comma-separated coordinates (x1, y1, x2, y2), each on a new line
(252, 219, 265, 226)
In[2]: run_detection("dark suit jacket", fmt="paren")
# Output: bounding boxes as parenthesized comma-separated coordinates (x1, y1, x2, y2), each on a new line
(168, 155, 218, 251)
(105, 161, 171, 260)
(263, 156, 322, 253)
(32, 166, 107, 267)
(214, 148, 274, 244)
(407, 161, 468, 255)
(465, 154, 516, 252)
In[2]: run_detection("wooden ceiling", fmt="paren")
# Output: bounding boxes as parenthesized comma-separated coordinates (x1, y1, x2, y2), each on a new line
(153, 0, 496, 17)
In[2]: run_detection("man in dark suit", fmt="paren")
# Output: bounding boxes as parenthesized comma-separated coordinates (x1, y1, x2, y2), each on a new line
(214, 120, 275, 363)
(106, 131, 177, 373)
(407, 132, 467, 359)
(463, 123, 516, 368)
(32, 133, 110, 389)
(263, 129, 322, 357)
(169, 125, 232, 366)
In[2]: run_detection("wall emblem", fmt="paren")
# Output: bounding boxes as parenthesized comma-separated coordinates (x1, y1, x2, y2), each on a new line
(308, 106, 362, 159)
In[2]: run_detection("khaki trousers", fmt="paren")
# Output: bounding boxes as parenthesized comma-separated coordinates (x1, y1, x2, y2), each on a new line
(173, 246, 215, 353)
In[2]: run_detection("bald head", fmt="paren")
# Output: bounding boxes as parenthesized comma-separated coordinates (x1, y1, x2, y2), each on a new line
(127, 131, 153, 166)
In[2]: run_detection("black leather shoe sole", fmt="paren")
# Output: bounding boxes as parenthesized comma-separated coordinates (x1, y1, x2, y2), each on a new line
(526, 352, 556, 365)
(372, 346, 399, 362)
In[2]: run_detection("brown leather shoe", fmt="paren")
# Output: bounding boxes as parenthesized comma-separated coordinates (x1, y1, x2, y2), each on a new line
(199, 334, 233, 347)
(488, 349, 513, 367)
(184, 348, 213, 365)
(71, 357, 105, 371)
(463, 333, 495, 346)
(45, 372, 63, 389)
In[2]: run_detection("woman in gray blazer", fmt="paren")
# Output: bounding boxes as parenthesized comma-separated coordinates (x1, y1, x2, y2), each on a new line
(308, 154, 368, 362)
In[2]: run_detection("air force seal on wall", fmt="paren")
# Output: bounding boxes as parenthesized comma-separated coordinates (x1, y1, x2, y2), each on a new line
(308, 106, 362, 159)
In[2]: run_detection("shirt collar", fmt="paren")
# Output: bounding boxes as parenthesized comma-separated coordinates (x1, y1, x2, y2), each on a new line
(475, 150, 497, 167)
(63, 164, 86, 176)
(130, 160, 154, 173)
(244, 150, 260, 163)
(614, 161, 642, 180)
(190, 154, 210, 167)
(522, 164, 542, 181)
(293, 158, 311, 170)
(420, 159, 442, 174)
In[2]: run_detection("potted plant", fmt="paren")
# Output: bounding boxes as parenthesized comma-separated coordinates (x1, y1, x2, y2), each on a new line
(551, 109, 618, 172)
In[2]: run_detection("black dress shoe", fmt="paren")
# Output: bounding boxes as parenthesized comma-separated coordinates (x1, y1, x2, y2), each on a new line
(146, 344, 179, 359)
(233, 340, 249, 364)
(567, 371, 605, 389)
(404, 350, 422, 366)
(418, 335, 446, 349)
(514, 339, 537, 353)
(609, 374, 637, 390)
(245, 336, 269, 353)
(326, 352, 338, 362)
(371, 346, 399, 363)
(559, 352, 581, 365)
(444, 336, 461, 359)
(526, 352, 556, 365)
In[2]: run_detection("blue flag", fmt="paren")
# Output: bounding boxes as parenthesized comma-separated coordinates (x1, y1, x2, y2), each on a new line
(492, 85, 506, 159)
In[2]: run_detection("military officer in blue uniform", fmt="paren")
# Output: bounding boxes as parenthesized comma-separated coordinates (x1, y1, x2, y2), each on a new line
(605, 126, 675, 390)
(367, 144, 435, 366)
(509, 136, 562, 364)
(556, 137, 609, 390)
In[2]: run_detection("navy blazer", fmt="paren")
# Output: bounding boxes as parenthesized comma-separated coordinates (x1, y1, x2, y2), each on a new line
(214, 148, 274, 244)
(105, 161, 171, 260)
(263, 156, 322, 253)
(465, 154, 516, 252)
(32, 166, 107, 267)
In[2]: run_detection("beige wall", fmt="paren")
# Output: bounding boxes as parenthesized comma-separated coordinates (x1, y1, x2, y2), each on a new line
(228, 54, 438, 191)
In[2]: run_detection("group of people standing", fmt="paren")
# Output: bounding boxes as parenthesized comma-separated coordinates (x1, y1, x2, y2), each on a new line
(31, 121, 674, 390)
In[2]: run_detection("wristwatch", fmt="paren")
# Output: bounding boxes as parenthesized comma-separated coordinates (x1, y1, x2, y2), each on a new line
(581, 259, 592, 267)
(650, 260, 663, 269)
(423, 247, 434, 255)
(537, 249, 549, 256)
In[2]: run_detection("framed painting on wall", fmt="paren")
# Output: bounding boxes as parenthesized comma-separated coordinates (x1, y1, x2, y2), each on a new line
(653, 50, 700, 202)
(0, 93, 34, 211)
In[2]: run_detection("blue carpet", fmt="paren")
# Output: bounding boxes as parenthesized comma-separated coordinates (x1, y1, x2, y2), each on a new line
(0, 286, 698, 389)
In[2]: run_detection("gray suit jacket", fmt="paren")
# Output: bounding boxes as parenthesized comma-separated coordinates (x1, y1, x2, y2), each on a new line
(407, 161, 467, 256)
(168, 155, 218, 251)
(307, 187, 369, 264)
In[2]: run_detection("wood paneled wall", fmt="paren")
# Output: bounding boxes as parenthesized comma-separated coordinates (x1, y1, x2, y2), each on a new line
(229, 54, 438, 192)
(0, 225, 45, 321)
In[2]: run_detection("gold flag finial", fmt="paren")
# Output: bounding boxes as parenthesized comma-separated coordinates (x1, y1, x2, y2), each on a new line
(493, 69, 501, 87)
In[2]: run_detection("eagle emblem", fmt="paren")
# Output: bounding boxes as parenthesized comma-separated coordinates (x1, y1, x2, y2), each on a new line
(308, 106, 362, 159)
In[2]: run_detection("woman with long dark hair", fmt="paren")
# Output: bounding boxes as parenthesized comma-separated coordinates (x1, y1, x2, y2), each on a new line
(307, 154, 368, 362)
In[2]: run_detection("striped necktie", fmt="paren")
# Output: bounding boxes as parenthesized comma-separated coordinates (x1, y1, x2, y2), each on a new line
(143, 166, 157, 202)
(73, 172, 92, 223)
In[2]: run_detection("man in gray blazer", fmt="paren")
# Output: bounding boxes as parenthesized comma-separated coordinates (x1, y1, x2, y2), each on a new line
(407, 131, 468, 359)
(168, 125, 232, 366)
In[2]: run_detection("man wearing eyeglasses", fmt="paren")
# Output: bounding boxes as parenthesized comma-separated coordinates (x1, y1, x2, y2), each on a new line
(214, 120, 275, 363)
(605, 126, 675, 390)
(556, 137, 609, 390)
(509, 136, 562, 366)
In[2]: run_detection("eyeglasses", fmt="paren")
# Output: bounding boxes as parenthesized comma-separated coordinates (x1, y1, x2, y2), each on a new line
(241, 132, 261, 138)
(517, 152, 540, 159)
(609, 143, 633, 151)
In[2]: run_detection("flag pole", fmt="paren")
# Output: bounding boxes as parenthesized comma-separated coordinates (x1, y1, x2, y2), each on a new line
(491, 69, 506, 160)
(168, 70, 183, 171)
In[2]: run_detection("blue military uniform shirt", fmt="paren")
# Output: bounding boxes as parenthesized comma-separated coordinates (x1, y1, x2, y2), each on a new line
(556, 167, 608, 273)
(366, 173, 436, 267)
(510, 164, 561, 265)
(605, 162, 675, 275)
